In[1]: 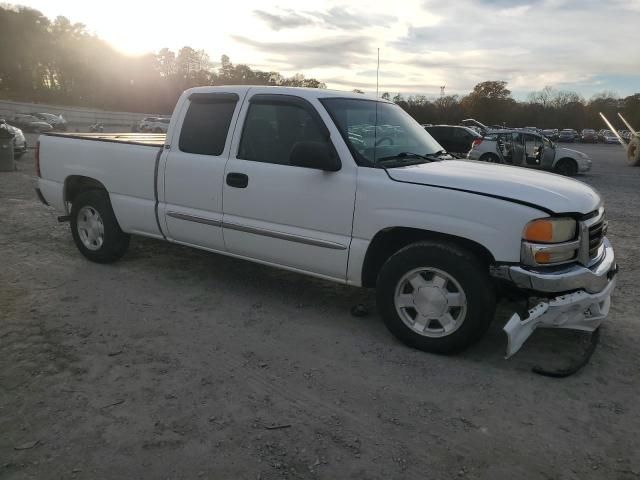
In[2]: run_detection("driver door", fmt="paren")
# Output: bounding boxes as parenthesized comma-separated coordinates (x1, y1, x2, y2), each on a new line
(221, 91, 357, 281)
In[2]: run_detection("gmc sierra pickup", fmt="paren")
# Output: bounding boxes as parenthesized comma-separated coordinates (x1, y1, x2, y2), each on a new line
(35, 86, 618, 357)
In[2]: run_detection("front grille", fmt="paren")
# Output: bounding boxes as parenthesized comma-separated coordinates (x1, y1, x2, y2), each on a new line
(587, 212, 606, 258)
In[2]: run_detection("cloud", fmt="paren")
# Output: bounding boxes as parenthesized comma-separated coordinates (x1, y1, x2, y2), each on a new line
(253, 10, 313, 31)
(231, 35, 373, 69)
(244, 0, 639, 96)
(253, 6, 396, 31)
(306, 6, 396, 30)
(324, 77, 445, 91)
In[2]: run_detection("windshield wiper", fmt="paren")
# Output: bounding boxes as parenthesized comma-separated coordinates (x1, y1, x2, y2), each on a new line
(376, 151, 448, 168)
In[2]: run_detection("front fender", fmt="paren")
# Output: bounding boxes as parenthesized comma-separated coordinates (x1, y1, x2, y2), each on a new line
(347, 169, 546, 285)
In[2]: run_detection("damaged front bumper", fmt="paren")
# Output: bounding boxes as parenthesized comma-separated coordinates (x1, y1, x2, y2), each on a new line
(492, 238, 618, 358)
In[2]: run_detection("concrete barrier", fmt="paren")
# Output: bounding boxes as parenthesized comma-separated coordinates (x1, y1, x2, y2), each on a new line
(0, 99, 164, 127)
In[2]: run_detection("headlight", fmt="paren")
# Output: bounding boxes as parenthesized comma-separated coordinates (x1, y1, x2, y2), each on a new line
(522, 218, 578, 265)
(523, 218, 576, 244)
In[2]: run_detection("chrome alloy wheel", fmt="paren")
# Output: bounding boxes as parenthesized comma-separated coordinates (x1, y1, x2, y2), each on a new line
(394, 267, 468, 338)
(77, 206, 104, 251)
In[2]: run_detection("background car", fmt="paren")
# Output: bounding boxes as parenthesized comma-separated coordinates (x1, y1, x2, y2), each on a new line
(30, 112, 67, 131)
(542, 128, 559, 141)
(141, 117, 170, 133)
(558, 129, 577, 142)
(137, 116, 157, 131)
(11, 113, 53, 133)
(0, 119, 27, 158)
(602, 130, 621, 144)
(424, 125, 481, 155)
(467, 128, 591, 176)
(580, 129, 598, 143)
(619, 130, 632, 143)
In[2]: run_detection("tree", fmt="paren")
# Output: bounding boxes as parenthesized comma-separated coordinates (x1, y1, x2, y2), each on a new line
(381, 92, 390, 101)
(469, 80, 511, 100)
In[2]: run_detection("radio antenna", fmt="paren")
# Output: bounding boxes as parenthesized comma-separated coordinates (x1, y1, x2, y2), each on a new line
(376, 48, 380, 98)
(373, 47, 380, 167)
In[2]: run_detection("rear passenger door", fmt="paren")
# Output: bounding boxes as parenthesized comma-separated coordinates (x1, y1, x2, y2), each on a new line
(221, 92, 357, 281)
(160, 90, 244, 251)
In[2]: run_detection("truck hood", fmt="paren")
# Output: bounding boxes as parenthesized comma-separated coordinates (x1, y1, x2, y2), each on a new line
(386, 160, 601, 215)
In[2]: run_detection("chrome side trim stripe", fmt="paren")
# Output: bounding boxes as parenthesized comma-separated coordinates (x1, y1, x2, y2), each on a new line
(167, 212, 348, 250)
(166, 211, 222, 228)
(224, 222, 348, 250)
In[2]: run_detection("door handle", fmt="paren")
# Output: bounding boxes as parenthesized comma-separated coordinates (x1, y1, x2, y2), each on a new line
(226, 172, 249, 188)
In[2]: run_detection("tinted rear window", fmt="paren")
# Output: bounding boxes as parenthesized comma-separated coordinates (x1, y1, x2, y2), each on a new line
(179, 97, 237, 155)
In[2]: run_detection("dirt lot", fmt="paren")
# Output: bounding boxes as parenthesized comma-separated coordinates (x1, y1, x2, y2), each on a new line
(1, 140, 638, 479)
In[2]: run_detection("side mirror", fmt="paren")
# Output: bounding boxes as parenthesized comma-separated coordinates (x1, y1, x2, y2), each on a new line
(289, 141, 341, 172)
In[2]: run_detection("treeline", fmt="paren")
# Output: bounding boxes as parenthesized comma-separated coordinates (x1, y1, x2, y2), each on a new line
(387, 81, 640, 131)
(0, 5, 326, 113)
(1, 4, 638, 130)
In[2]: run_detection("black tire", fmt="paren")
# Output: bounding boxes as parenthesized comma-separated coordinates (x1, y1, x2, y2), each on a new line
(376, 242, 496, 354)
(554, 158, 578, 176)
(479, 153, 501, 163)
(627, 137, 640, 166)
(70, 190, 130, 263)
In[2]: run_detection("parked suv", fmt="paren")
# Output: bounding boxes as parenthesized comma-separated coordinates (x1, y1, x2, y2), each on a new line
(424, 125, 481, 155)
(468, 129, 591, 176)
(580, 129, 598, 143)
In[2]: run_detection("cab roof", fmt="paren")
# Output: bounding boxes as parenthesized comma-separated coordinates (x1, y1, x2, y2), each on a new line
(182, 85, 394, 103)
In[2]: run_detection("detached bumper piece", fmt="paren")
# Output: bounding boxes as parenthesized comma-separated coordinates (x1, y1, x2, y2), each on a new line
(503, 276, 616, 358)
(35, 187, 49, 206)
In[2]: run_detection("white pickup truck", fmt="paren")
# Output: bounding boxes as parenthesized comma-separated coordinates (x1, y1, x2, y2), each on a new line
(36, 86, 618, 357)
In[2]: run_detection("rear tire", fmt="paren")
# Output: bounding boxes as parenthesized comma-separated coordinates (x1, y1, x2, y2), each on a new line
(70, 190, 130, 263)
(554, 158, 578, 176)
(479, 153, 501, 163)
(376, 242, 496, 354)
(627, 137, 640, 166)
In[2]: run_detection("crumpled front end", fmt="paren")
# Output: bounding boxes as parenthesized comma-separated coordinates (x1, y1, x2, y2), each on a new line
(503, 276, 616, 358)
(491, 208, 618, 357)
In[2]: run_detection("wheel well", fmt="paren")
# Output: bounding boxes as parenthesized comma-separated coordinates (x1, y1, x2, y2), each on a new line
(556, 157, 577, 167)
(361, 227, 495, 288)
(64, 175, 107, 205)
(479, 152, 499, 161)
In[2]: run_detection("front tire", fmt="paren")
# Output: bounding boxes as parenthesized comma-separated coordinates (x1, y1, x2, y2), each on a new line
(70, 190, 130, 263)
(376, 242, 496, 354)
(554, 158, 578, 176)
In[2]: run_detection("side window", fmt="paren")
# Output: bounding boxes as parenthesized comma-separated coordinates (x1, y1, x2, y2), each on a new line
(238, 101, 328, 165)
(451, 128, 467, 140)
(179, 98, 237, 156)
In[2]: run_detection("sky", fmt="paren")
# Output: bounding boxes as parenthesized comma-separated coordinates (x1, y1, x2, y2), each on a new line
(13, 0, 640, 99)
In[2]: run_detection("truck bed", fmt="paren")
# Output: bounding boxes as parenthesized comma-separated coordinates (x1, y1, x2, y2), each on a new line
(43, 132, 166, 147)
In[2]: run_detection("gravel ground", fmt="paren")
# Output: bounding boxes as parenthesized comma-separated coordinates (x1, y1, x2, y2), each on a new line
(1, 139, 638, 479)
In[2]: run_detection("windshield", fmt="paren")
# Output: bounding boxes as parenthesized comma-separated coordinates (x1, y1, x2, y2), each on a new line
(321, 98, 444, 167)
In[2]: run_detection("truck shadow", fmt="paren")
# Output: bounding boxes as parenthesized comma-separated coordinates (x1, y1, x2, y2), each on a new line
(124, 235, 600, 376)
